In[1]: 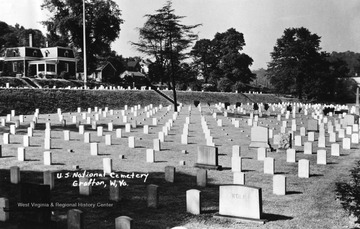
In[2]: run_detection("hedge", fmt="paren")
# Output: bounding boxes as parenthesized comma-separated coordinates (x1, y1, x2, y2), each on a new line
(0, 88, 282, 115)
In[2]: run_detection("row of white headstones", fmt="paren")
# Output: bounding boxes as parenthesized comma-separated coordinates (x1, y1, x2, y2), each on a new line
(0, 103, 215, 228)
(229, 103, 359, 196)
(1, 102, 359, 227)
(2, 103, 182, 164)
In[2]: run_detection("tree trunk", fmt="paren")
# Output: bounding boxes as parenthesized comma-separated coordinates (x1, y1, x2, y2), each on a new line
(172, 74, 178, 112)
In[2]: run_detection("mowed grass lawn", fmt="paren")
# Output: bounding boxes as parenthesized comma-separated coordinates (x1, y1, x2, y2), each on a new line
(0, 103, 357, 229)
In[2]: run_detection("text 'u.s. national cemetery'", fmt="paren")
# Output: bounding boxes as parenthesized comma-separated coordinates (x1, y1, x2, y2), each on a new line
(0, 94, 360, 228)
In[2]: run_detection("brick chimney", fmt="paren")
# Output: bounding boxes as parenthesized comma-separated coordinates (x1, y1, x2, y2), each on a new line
(29, 33, 33, 47)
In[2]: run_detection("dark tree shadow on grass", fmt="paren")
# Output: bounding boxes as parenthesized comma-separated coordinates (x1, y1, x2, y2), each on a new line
(263, 213, 293, 221)
(286, 191, 302, 195)
(0, 168, 220, 229)
(310, 174, 323, 177)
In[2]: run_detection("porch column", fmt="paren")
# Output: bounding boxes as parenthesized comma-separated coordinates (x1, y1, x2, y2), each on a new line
(23, 59, 26, 77)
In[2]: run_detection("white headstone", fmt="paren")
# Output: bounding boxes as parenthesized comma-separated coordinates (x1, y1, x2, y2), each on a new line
(273, 175, 286, 195)
(342, 138, 351, 150)
(23, 135, 30, 147)
(286, 148, 296, 163)
(44, 138, 51, 150)
(217, 185, 263, 220)
(17, 147, 25, 161)
(153, 139, 161, 151)
(264, 157, 275, 174)
(103, 158, 112, 175)
(44, 151, 52, 165)
(231, 156, 242, 172)
(64, 130, 70, 141)
(186, 189, 201, 215)
(233, 172, 245, 185)
(97, 126, 103, 136)
(84, 132, 91, 143)
(331, 143, 340, 156)
(298, 159, 310, 178)
(304, 142, 313, 155)
(116, 129, 122, 138)
(257, 148, 267, 161)
(146, 149, 155, 163)
(317, 149, 327, 165)
(90, 142, 98, 155)
(307, 132, 315, 142)
(128, 136, 135, 148)
(105, 134, 112, 145)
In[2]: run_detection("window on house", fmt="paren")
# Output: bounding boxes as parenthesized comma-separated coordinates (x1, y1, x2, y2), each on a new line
(13, 51, 16, 57)
(33, 50, 38, 56)
(64, 51, 69, 57)
(46, 64, 55, 72)
(38, 64, 45, 71)
(45, 50, 50, 57)
(12, 62, 17, 72)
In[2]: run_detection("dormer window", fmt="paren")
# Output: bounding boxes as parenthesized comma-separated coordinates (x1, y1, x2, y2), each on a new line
(45, 50, 50, 57)
(32, 50, 38, 56)
(13, 51, 16, 57)
(64, 51, 69, 57)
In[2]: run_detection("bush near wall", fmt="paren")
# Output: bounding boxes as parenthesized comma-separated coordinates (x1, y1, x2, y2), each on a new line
(0, 89, 282, 115)
(0, 77, 30, 88)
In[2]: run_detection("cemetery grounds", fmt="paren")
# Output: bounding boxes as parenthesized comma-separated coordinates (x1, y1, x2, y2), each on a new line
(0, 102, 358, 229)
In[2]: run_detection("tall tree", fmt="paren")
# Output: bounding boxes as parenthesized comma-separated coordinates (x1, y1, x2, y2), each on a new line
(191, 28, 255, 91)
(0, 21, 45, 50)
(329, 51, 360, 77)
(190, 38, 216, 83)
(132, 0, 200, 111)
(41, 0, 123, 73)
(267, 27, 325, 99)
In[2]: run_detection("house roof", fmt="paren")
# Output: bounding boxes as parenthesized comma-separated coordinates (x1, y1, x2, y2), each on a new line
(120, 70, 146, 78)
(127, 60, 139, 68)
(96, 62, 116, 71)
(0, 46, 76, 61)
(352, 77, 360, 85)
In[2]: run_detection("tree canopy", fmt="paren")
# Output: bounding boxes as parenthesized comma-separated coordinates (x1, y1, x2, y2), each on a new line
(132, 0, 200, 111)
(267, 27, 357, 102)
(0, 21, 45, 53)
(131, 0, 200, 86)
(41, 0, 123, 73)
(329, 51, 360, 77)
(191, 28, 255, 92)
(267, 27, 328, 99)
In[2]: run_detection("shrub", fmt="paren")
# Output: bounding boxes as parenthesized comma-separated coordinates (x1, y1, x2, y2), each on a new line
(202, 83, 216, 92)
(188, 81, 202, 91)
(59, 71, 70, 79)
(217, 78, 233, 92)
(224, 102, 230, 109)
(193, 100, 200, 107)
(264, 103, 269, 111)
(27, 66, 36, 78)
(232, 81, 247, 93)
(0, 88, 283, 115)
(336, 160, 360, 223)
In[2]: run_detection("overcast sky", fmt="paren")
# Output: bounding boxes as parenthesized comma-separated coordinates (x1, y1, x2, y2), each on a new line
(1, 0, 359, 69)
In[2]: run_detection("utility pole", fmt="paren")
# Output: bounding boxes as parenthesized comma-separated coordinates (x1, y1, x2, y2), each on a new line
(83, 0, 87, 89)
